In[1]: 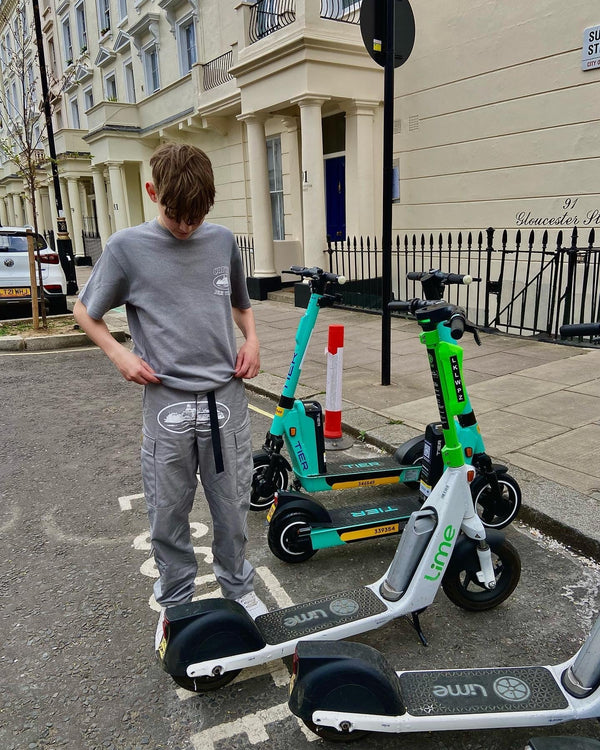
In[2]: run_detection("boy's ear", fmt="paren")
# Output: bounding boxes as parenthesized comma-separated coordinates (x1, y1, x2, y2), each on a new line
(145, 181, 158, 203)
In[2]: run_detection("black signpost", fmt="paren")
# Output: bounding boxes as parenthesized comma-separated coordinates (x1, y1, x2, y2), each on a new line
(360, 0, 415, 385)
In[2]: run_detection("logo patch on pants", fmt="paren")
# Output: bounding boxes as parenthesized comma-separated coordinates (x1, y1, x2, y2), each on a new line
(157, 400, 231, 433)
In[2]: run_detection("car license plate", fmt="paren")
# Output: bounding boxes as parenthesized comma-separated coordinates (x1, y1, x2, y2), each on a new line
(0, 287, 30, 298)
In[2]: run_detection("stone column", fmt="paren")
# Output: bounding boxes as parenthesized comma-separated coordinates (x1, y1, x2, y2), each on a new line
(238, 113, 280, 299)
(106, 161, 128, 231)
(0, 197, 9, 226)
(66, 176, 85, 259)
(292, 96, 329, 268)
(345, 100, 379, 239)
(139, 159, 156, 221)
(60, 178, 75, 244)
(91, 165, 112, 248)
(12, 193, 24, 226)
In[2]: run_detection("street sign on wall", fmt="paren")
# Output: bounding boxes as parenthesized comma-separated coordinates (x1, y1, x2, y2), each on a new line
(582, 25, 600, 70)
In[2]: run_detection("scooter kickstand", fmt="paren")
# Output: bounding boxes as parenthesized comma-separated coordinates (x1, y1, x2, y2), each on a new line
(407, 609, 428, 646)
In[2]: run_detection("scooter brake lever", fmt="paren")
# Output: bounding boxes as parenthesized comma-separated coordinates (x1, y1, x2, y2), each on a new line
(468, 324, 482, 346)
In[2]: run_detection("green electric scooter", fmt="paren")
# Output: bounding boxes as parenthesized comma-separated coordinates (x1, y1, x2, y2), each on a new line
(255, 267, 521, 563)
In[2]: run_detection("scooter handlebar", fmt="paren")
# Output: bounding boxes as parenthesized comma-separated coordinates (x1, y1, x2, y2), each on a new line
(449, 313, 466, 339)
(406, 269, 478, 286)
(284, 266, 346, 284)
(560, 322, 600, 337)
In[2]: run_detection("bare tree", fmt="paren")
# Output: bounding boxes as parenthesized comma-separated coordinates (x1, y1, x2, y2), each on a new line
(0, 0, 77, 327)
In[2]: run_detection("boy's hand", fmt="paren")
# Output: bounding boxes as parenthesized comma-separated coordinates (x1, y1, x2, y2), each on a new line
(234, 339, 260, 379)
(111, 348, 161, 385)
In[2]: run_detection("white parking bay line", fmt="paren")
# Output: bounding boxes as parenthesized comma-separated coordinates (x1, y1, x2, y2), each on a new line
(118, 492, 144, 511)
(190, 701, 318, 747)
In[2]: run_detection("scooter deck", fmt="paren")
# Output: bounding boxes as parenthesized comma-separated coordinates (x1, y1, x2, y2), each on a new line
(320, 455, 420, 490)
(256, 587, 387, 645)
(399, 666, 569, 716)
(327, 496, 421, 529)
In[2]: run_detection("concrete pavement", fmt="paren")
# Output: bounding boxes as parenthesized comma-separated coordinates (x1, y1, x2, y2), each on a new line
(72, 265, 600, 559)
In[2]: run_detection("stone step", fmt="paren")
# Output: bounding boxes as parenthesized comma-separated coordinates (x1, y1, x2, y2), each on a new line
(267, 287, 295, 304)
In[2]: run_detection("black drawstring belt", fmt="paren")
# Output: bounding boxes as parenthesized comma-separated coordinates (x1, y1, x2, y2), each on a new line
(206, 391, 224, 474)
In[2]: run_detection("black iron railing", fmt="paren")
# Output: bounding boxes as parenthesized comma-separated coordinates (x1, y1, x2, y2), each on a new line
(202, 51, 233, 91)
(249, 0, 296, 43)
(237, 235, 255, 278)
(325, 227, 600, 344)
(320, 0, 362, 24)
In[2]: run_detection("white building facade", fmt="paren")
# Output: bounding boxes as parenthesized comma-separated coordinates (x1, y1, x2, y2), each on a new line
(0, 0, 598, 298)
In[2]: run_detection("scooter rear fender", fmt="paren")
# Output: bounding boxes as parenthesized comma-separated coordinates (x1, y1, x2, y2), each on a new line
(160, 599, 265, 677)
(271, 489, 332, 525)
(289, 640, 404, 723)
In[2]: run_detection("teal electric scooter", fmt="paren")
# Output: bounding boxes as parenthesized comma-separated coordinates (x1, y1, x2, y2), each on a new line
(259, 267, 521, 563)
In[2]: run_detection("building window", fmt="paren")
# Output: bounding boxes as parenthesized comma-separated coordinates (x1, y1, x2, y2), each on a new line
(97, 0, 111, 34)
(177, 16, 196, 75)
(104, 72, 117, 100)
(118, 0, 128, 22)
(70, 96, 80, 128)
(84, 86, 94, 110)
(75, 1, 88, 52)
(266, 135, 285, 241)
(61, 16, 73, 63)
(47, 38, 56, 75)
(143, 43, 160, 93)
(124, 59, 135, 103)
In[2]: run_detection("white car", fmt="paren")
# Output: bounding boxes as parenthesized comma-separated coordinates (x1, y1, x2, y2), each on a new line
(0, 226, 68, 315)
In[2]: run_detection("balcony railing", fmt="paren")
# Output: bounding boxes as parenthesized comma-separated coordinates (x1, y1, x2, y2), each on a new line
(320, 0, 362, 24)
(202, 51, 234, 91)
(249, 0, 296, 43)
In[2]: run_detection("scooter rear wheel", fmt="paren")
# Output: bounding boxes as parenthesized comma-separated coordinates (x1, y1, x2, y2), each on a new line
(302, 720, 369, 743)
(442, 536, 521, 611)
(171, 669, 241, 693)
(251, 452, 289, 512)
(267, 510, 317, 563)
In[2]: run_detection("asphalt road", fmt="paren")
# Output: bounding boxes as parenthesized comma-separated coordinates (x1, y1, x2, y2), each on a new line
(2, 346, 600, 750)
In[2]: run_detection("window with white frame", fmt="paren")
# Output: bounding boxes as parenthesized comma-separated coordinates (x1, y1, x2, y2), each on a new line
(55, 108, 63, 130)
(61, 16, 73, 63)
(118, 0, 128, 22)
(70, 96, 80, 128)
(11, 80, 19, 117)
(266, 135, 285, 241)
(97, 0, 111, 34)
(75, 1, 88, 52)
(143, 43, 160, 93)
(177, 15, 196, 75)
(104, 72, 117, 100)
(83, 86, 94, 110)
(123, 59, 135, 103)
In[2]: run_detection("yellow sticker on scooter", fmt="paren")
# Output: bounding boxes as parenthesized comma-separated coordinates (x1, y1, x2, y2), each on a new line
(340, 523, 400, 541)
(267, 502, 277, 522)
(275, 406, 284, 417)
(158, 636, 167, 661)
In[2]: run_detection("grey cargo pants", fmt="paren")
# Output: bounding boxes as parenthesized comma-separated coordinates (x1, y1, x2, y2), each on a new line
(141, 378, 255, 606)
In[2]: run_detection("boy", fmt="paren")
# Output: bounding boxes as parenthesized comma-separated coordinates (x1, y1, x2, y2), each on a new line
(73, 142, 267, 653)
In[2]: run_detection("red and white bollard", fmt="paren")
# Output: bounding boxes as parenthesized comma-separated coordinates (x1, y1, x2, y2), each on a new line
(324, 325, 352, 449)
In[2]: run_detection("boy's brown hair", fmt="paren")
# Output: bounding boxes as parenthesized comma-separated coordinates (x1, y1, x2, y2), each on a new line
(150, 142, 215, 224)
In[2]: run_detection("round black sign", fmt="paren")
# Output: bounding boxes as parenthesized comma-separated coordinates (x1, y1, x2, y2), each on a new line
(360, 0, 416, 69)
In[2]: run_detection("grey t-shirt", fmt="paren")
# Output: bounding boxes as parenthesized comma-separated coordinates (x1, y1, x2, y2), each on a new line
(80, 218, 251, 392)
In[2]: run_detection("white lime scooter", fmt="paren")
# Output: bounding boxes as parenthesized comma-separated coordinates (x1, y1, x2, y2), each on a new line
(287, 320, 600, 742)
(156, 299, 521, 692)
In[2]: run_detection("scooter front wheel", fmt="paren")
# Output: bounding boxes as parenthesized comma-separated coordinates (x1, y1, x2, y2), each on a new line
(396, 438, 425, 490)
(268, 510, 317, 563)
(171, 669, 241, 693)
(442, 535, 521, 611)
(251, 452, 289, 512)
(471, 473, 521, 529)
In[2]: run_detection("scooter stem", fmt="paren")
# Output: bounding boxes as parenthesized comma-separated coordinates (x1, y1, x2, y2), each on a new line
(563, 617, 600, 697)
